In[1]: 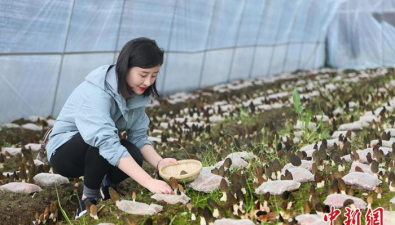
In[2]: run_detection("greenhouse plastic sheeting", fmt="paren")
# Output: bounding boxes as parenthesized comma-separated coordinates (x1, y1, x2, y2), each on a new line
(327, 0, 395, 68)
(1, 0, 394, 123)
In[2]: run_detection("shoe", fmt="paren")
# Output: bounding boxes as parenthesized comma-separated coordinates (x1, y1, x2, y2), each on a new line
(100, 174, 117, 200)
(75, 197, 97, 219)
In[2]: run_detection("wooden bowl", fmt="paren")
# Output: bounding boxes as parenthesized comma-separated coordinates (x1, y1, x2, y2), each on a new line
(159, 159, 202, 183)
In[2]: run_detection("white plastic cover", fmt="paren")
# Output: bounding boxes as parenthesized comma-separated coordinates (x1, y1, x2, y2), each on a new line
(1, 0, 394, 123)
(327, 0, 395, 68)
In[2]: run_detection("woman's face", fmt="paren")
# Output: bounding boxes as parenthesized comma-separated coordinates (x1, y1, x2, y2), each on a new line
(127, 65, 160, 95)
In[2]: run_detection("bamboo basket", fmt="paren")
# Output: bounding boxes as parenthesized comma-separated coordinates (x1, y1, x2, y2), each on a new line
(159, 159, 202, 183)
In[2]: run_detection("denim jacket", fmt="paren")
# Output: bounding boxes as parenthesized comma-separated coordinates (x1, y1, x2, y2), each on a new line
(46, 65, 152, 166)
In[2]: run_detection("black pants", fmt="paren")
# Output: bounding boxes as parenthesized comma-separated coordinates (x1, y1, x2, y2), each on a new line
(50, 133, 143, 190)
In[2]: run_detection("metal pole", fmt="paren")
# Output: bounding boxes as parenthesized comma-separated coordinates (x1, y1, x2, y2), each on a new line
(198, 0, 218, 89)
(50, 0, 76, 116)
(281, 0, 303, 73)
(296, 0, 314, 70)
(161, 0, 179, 94)
(226, 0, 248, 83)
(248, 0, 269, 78)
(267, 0, 287, 76)
(113, 0, 127, 64)
(0, 42, 320, 57)
(381, 0, 384, 67)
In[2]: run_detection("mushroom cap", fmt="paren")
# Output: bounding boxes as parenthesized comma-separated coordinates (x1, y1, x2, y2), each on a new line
(196, 207, 205, 216)
(44, 206, 50, 215)
(256, 210, 268, 223)
(272, 159, 281, 171)
(236, 189, 245, 201)
(282, 191, 291, 200)
(367, 195, 373, 204)
(218, 165, 225, 176)
(207, 198, 218, 208)
(289, 153, 302, 167)
(346, 131, 352, 139)
(190, 206, 198, 214)
(304, 201, 311, 214)
(178, 184, 184, 193)
(253, 166, 264, 177)
(375, 186, 382, 193)
(211, 167, 219, 175)
(224, 169, 231, 178)
(342, 141, 351, 151)
(352, 150, 360, 161)
(332, 154, 341, 164)
(337, 178, 346, 191)
(132, 191, 136, 200)
(309, 184, 316, 195)
(264, 192, 270, 201)
(332, 179, 339, 192)
(219, 178, 228, 191)
(169, 177, 179, 190)
(354, 166, 364, 172)
(49, 201, 57, 213)
(319, 140, 327, 151)
(343, 199, 354, 208)
(314, 202, 324, 212)
(223, 158, 232, 169)
(312, 163, 318, 174)
(158, 217, 171, 225)
(317, 149, 327, 161)
(109, 187, 120, 202)
(226, 190, 238, 204)
(90, 204, 98, 216)
(314, 172, 323, 182)
(371, 160, 379, 173)
(84, 201, 92, 214)
(203, 206, 213, 220)
(144, 218, 153, 225)
(283, 169, 293, 180)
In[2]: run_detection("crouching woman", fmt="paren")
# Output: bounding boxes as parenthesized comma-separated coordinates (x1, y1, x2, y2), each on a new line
(45, 37, 177, 218)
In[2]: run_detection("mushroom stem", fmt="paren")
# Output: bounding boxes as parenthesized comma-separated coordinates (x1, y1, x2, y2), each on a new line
(220, 191, 227, 202)
(213, 208, 219, 218)
(199, 216, 206, 225)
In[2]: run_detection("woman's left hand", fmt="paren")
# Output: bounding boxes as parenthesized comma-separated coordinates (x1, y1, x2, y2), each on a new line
(157, 158, 178, 170)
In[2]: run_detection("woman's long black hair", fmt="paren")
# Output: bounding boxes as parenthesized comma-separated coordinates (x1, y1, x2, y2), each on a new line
(116, 37, 163, 99)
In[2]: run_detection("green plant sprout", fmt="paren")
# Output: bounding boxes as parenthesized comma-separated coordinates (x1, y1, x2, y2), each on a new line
(292, 88, 329, 144)
(54, 182, 73, 225)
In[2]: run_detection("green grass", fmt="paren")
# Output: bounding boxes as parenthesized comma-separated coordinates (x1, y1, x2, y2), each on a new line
(55, 183, 73, 224)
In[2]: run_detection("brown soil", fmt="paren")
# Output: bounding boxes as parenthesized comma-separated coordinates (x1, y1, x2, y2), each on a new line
(0, 183, 76, 225)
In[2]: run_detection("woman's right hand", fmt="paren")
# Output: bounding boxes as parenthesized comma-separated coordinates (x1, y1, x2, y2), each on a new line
(144, 178, 174, 194)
